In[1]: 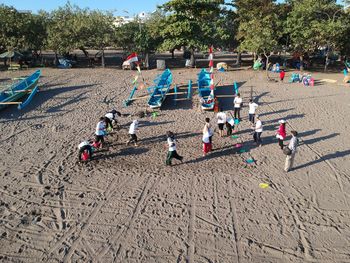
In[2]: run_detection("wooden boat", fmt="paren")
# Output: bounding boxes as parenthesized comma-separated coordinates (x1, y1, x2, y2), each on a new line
(197, 69, 215, 110)
(0, 70, 41, 110)
(147, 69, 173, 109)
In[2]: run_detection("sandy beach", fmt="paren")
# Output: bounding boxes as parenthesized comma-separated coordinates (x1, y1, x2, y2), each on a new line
(1, 66, 350, 262)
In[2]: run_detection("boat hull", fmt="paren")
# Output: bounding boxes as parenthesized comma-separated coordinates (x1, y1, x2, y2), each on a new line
(0, 70, 41, 111)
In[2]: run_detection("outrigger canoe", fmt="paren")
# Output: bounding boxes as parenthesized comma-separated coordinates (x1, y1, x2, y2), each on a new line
(147, 69, 173, 109)
(0, 70, 41, 110)
(197, 69, 215, 110)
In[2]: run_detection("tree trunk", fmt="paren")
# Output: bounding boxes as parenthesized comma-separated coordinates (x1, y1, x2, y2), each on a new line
(80, 47, 89, 57)
(144, 52, 149, 69)
(299, 55, 304, 71)
(265, 55, 271, 80)
(253, 52, 257, 62)
(324, 51, 329, 72)
(54, 52, 59, 66)
(190, 49, 195, 68)
(171, 49, 175, 59)
(235, 52, 241, 66)
(101, 49, 105, 68)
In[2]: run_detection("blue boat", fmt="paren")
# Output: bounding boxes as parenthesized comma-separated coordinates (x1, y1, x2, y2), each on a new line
(197, 69, 215, 110)
(0, 70, 41, 110)
(147, 69, 173, 109)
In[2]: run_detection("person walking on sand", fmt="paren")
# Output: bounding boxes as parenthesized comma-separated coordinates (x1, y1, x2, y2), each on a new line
(276, 119, 287, 149)
(233, 93, 243, 120)
(217, 108, 227, 137)
(248, 99, 258, 124)
(280, 69, 286, 82)
(126, 120, 139, 146)
(253, 115, 263, 147)
(203, 117, 213, 156)
(165, 131, 183, 166)
(284, 131, 298, 172)
(226, 117, 234, 136)
(95, 117, 107, 148)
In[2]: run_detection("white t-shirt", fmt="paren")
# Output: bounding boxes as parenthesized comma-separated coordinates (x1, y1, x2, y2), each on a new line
(249, 102, 258, 114)
(234, 97, 243, 108)
(217, 112, 227, 124)
(78, 141, 89, 149)
(227, 118, 235, 126)
(105, 112, 114, 120)
(167, 137, 176, 151)
(95, 121, 106, 136)
(202, 132, 210, 143)
(129, 122, 138, 134)
(255, 120, 263, 132)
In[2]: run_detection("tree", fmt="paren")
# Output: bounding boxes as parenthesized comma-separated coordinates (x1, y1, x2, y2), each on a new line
(160, 0, 225, 67)
(235, 0, 281, 75)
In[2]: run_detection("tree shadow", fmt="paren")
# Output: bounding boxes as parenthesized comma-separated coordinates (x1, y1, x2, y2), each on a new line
(263, 113, 306, 125)
(161, 86, 193, 111)
(0, 84, 97, 120)
(142, 131, 201, 144)
(292, 149, 350, 171)
(93, 147, 149, 161)
(216, 81, 246, 111)
(259, 108, 295, 117)
(137, 120, 175, 128)
(185, 144, 238, 164)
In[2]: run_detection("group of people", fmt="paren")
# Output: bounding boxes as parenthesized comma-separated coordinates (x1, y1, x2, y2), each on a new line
(77, 94, 299, 172)
(200, 94, 299, 172)
(77, 109, 123, 162)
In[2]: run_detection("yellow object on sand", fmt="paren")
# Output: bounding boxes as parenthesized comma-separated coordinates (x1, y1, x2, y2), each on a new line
(259, 183, 269, 189)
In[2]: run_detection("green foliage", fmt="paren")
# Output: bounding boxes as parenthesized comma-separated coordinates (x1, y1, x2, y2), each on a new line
(159, 0, 226, 52)
(0, 5, 47, 51)
(236, 0, 281, 55)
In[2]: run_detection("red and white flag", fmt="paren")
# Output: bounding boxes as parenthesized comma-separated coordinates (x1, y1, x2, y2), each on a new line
(126, 52, 138, 63)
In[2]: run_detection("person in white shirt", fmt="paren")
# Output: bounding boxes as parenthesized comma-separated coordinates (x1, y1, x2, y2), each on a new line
(78, 140, 93, 162)
(127, 120, 139, 146)
(165, 131, 183, 165)
(253, 115, 263, 146)
(284, 130, 298, 172)
(95, 117, 107, 148)
(233, 93, 243, 120)
(202, 117, 213, 156)
(248, 99, 258, 124)
(216, 109, 227, 137)
(105, 109, 121, 130)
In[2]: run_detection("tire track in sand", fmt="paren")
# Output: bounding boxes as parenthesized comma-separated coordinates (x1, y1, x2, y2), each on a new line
(41, 174, 132, 262)
(93, 172, 163, 262)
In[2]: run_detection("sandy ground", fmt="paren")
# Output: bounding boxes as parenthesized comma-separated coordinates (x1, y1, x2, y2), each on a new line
(0, 66, 350, 263)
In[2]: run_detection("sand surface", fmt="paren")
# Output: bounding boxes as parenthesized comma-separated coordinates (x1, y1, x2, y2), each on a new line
(0, 67, 350, 262)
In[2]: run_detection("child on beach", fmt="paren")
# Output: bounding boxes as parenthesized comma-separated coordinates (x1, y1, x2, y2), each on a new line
(226, 118, 234, 136)
(105, 109, 121, 129)
(202, 118, 213, 156)
(248, 99, 258, 124)
(284, 130, 299, 172)
(217, 109, 227, 137)
(280, 70, 285, 82)
(233, 93, 243, 120)
(127, 120, 139, 146)
(165, 131, 183, 166)
(95, 117, 107, 148)
(78, 140, 93, 162)
(253, 115, 263, 147)
(276, 119, 287, 149)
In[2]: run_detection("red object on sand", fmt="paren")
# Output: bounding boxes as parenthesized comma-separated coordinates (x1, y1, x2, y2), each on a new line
(82, 151, 90, 161)
(279, 71, 285, 80)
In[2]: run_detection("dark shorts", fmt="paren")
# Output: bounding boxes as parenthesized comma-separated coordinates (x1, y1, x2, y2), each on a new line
(218, 123, 224, 130)
(95, 135, 104, 143)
